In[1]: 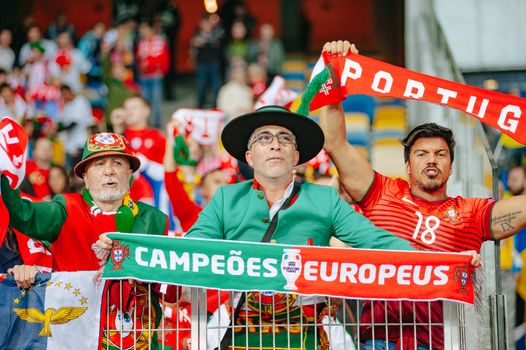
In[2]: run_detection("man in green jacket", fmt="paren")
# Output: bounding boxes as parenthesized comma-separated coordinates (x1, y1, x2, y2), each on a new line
(186, 105, 415, 249)
(2, 132, 173, 349)
(188, 105, 416, 350)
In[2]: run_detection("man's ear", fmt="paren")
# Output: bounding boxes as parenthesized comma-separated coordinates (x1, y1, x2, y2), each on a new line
(293, 150, 300, 166)
(405, 161, 411, 178)
(245, 150, 253, 167)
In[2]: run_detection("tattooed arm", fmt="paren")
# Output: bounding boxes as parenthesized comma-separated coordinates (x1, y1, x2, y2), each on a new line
(491, 195, 526, 240)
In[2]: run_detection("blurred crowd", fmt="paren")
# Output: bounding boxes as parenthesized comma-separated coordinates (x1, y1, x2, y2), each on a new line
(0, 0, 336, 236)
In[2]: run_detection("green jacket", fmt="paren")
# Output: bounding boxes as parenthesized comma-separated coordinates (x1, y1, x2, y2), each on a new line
(186, 180, 414, 251)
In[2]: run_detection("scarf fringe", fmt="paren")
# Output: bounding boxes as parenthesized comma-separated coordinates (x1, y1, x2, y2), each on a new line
(297, 66, 331, 116)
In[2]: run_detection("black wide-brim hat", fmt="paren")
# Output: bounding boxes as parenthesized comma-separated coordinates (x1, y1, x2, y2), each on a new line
(221, 105, 324, 164)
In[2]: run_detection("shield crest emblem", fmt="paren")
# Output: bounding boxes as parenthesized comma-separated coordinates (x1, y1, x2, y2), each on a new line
(461, 271, 468, 287)
(110, 240, 130, 270)
(113, 249, 123, 262)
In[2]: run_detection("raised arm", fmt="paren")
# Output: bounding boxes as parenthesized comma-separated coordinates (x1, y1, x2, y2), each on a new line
(1, 176, 65, 242)
(319, 40, 374, 201)
(491, 195, 526, 240)
(163, 130, 202, 232)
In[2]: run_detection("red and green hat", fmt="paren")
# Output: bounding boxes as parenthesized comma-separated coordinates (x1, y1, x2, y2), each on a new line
(73, 132, 141, 178)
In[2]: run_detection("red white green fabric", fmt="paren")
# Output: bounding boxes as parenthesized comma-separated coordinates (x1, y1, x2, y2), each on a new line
(305, 52, 526, 144)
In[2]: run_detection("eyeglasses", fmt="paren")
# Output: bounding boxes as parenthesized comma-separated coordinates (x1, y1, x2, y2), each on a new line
(248, 131, 297, 148)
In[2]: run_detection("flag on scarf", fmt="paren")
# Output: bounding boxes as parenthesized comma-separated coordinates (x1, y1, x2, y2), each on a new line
(301, 52, 526, 144)
(254, 75, 298, 110)
(0, 117, 28, 193)
(171, 108, 225, 145)
(0, 271, 103, 350)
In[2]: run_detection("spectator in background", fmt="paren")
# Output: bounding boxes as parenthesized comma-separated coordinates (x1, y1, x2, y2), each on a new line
(152, 0, 181, 101)
(136, 20, 170, 129)
(225, 20, 249, 64)
(0, 29, 15, 72)
(163, 121, 229, 232)
(23, 42, 51, 100)
(7, 66, 26, 97)
(190, 14, 224, 108)
(101, 42, 139, 130)
(49, 32, 91, 93)
(217, 59, 253, 121)
(18, 25, 57, 66)
(123, 95, 167, 210)
(59, 84, 92, 167)
(109, 107, 127, 135)
(45, 11, 76, 43)
(220, 0, 256, 42)
(247, 23, 284, 82)
(247, 63, 267, 101)
(0, 83, 29, 122)
(78, 22, 106, 82)
(48, 164, 70, 197)
(25, 137, 54, 201)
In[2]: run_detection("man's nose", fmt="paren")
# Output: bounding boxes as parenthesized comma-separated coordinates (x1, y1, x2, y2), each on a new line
(269, 136, 281, 149)
(103, 164, 116, 175)
(426, 154, 437, 163)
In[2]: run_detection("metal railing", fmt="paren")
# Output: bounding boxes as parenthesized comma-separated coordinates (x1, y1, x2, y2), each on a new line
(102, 282, 473, 349)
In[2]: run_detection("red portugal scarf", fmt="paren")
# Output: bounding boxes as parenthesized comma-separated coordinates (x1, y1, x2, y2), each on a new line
(299, 52, 526, 144)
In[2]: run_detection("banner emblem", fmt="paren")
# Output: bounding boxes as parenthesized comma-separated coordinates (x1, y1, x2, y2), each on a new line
(111, 240, 130, 271)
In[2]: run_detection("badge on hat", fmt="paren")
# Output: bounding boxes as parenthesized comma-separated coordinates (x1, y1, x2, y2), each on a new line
(87, 133, 126, 152)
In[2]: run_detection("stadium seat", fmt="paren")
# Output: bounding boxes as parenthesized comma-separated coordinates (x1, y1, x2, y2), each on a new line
(341, 94, 376, 122)
(371, 143, 406, 179)
(345, 112, 370, 147)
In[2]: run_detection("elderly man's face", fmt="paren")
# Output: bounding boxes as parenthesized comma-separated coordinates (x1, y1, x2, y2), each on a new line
(245, 125, 299, 181)
(83, 156, 132, 204)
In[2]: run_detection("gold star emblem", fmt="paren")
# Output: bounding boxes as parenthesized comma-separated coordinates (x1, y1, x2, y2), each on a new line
(64, 283, 72, 291)
(55, 281, 63, 287)
(79, 297, 88, 305)
(73, 289, 81, 296)
(14, 298, 20, 305)
(46, 281, 53, 287)
(21, 290, 27, 297)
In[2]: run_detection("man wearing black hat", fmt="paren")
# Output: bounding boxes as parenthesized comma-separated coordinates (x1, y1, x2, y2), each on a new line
(185, 105, 415, 248)
(185, 105, 416, 349)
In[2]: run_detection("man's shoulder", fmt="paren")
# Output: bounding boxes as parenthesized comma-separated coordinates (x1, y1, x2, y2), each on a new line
(136, 201, 167, 217)
(60, 192, 83, 204)
(447, 195, 494, 209)
(299, 181, 336, 194)
(373, 172, 409, 195)
(218, 180, 253, 194)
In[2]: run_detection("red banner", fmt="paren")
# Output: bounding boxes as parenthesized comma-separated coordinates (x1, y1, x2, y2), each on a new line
(309, 52, 526, 144)
(295, 246, 475, 304)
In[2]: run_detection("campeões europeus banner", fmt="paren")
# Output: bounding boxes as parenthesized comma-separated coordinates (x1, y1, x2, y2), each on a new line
(306, 52, 526, 145)
(0, 271, 103, 350)
(102, 233, 477, 304)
